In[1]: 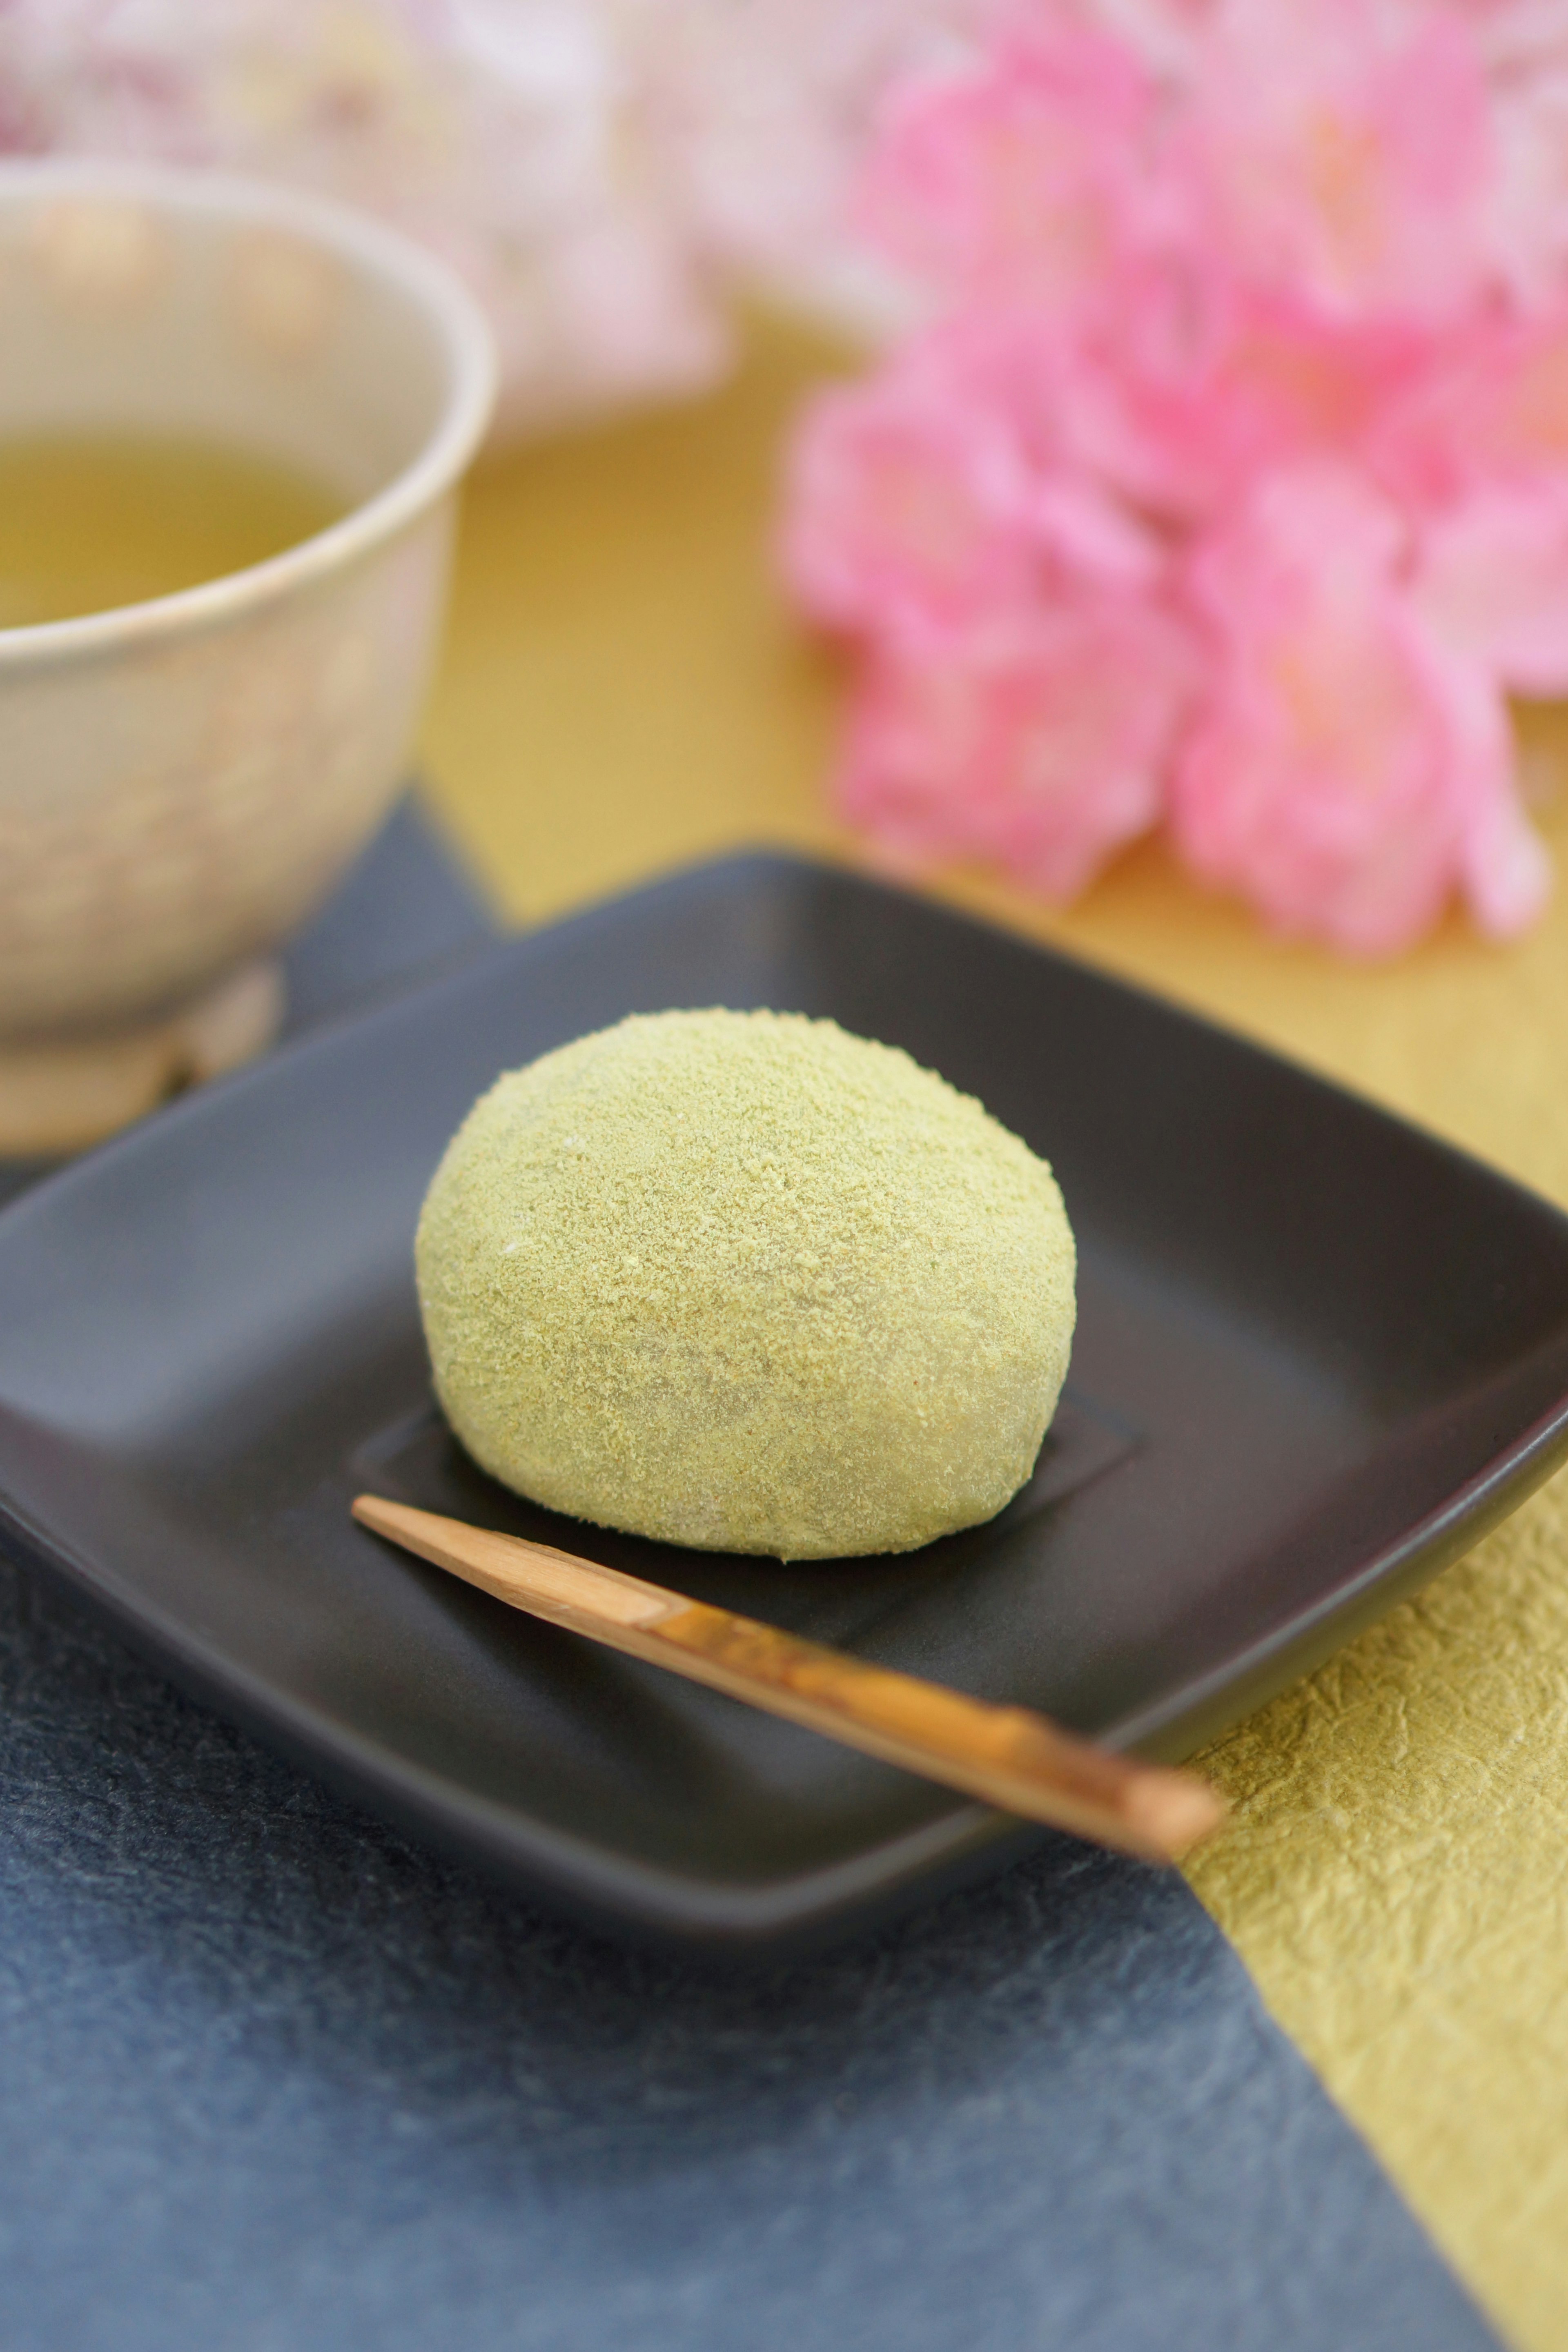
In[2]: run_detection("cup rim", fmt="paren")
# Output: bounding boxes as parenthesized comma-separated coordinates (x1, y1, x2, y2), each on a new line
(0, 158, 499, 668)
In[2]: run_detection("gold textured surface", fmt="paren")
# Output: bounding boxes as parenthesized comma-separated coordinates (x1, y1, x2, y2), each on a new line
(419, 317, 1568, 2352)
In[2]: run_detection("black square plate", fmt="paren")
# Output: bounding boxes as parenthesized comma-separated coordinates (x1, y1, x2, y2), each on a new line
(4, 854, 1568, 1956)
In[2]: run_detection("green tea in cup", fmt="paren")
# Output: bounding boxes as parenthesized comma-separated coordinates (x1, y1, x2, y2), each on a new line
(0, 432, 344, 627)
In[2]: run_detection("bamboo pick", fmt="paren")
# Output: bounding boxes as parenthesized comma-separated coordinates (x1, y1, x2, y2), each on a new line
(352, 1495, 1224, 1862)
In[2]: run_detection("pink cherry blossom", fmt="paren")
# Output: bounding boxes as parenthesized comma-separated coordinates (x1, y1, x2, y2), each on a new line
(767, 0, 1568, 951)
(1184, 4, 1497, 324)
(1472, 310, 1568, 478)
(1172, 466, 1547, 953)
(1075, 277, 1437, 519)
(837, 594, 1195, 900)
(1483, 65, 1568, 303)
(1434, 654, 1555, 937)
(855, 24, 1158, 317)
(1414, 483, 1568, 693)
(1361, 305, 1568, 506)
(1085, 0, 1219, 81)
(779, 354, 1042, 637)
(781, 316, 1173, 638)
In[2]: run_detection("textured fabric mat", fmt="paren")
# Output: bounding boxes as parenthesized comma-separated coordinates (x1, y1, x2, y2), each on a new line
(0, 1552, 1496, 2352)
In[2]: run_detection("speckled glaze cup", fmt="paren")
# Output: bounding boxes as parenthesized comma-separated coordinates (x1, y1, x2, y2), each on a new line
(0, 161, 495, 1154)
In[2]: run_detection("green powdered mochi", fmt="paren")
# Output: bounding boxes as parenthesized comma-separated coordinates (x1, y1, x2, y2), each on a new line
(415, 1009, 1076, 1560)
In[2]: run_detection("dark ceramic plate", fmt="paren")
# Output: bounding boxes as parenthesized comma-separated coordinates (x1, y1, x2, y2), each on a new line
(3, 854, 1568, 1956)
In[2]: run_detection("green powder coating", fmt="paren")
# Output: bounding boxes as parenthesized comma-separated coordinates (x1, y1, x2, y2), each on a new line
(415, 1008, 1077, 1560)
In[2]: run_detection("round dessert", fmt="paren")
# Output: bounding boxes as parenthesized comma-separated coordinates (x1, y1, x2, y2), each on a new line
(415, 1008, 1076, 1559)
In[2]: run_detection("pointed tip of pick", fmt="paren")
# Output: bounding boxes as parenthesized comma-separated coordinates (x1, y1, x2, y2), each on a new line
(352, 1492, 404, 1535)
(1127, 1768, 1228, 1861)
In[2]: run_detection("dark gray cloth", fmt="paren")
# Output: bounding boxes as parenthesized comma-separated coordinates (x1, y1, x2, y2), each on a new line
(278, 795, 497, 1033)
(0, 1554, 1499, 2352)
(0, 805, 1501, 2352)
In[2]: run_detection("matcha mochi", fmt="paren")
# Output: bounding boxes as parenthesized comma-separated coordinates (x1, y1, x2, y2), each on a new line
(415, 1009, 1076, 1559)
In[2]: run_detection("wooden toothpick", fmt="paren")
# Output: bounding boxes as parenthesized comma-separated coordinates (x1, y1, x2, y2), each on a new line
(353, 1494, 1223, 1863)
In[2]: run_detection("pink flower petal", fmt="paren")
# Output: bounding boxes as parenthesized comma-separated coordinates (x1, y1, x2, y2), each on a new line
(836, 596, 1195, 901)
(855, 25, 1157, 316)
(1414, 485, 1568, 692)
(1365, 309, 1568, 506)
(1088, 282, 1434, 520)
(1484, 63, 1568, 305)
(1437, 656, 1555, 935)
(779, 358, 1040, 637)
(780, 316, 1178, 641)
(1172, 464, 1548, 953)
(1186, 4, 1496, 323)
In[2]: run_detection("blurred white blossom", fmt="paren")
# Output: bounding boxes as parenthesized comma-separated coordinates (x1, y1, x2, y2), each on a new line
(0, 0, 1008, 434)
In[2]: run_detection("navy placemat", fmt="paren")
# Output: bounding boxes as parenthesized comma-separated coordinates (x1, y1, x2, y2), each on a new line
(0, 803, 1501, 2352)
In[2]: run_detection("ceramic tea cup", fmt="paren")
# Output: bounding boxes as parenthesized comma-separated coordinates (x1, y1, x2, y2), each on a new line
(0, 160, 496, 1155)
